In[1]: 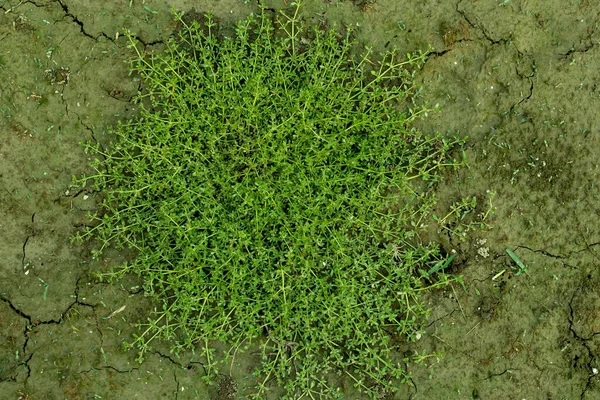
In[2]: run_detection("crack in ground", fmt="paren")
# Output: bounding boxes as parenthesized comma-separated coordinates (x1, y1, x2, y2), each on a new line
(559, 18, 599, 59)
(21, 236, 31, 269)
(426, 308, 460, 329)
(0, 294, 33, 327)
(75, 114, 105, 155)
(21, 213, 36, 272)
(567, 289, 598, 399)
(456, 0, 513, 46)
(519, 241, 600, 266)
(70, 278, 104, 350)
(27, 0, 163, 48)
(482, 368, 515, 381)
(0, 294, 34, 383)
(20, 352, 34, 386)
(153, 350, 207, 375)
(32, 277, 95, 326)
(1, 273, 141, 391)
(51, 186, 85, 207)
(52, 0, 115, 42)
(519, 245, 563, 260)
(81, 365, 140, 374)
(567, 289, 600, 342)
(509, 77, 534, 114)
(508, 45, 536, 114)
(153, 350, 186, 368)
(406, 374, 417, 400)
(174, 370, 180, 400)
(2, 276, 97, 359)
(574, 231, 600, 262)
(150, 350, 208, 398)
(58, 85, 69, 117)
(55, 0, 163, 47)
(0, 277, 104, 389)
(0, 353, 32, 385)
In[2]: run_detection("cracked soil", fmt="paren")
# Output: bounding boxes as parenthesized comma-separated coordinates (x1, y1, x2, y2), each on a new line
(1, 0, 600, 399)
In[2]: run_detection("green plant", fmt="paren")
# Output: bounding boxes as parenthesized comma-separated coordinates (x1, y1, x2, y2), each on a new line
(76, 3, 466, 398)
(506, 248, 529, 276)
(433, 190, 495, 241)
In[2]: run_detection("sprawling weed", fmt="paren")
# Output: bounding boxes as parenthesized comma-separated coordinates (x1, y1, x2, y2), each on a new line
(76, 3, 466, 398)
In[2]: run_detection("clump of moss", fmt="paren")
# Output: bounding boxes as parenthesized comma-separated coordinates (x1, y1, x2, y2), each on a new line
(77, 3, 464, 398)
